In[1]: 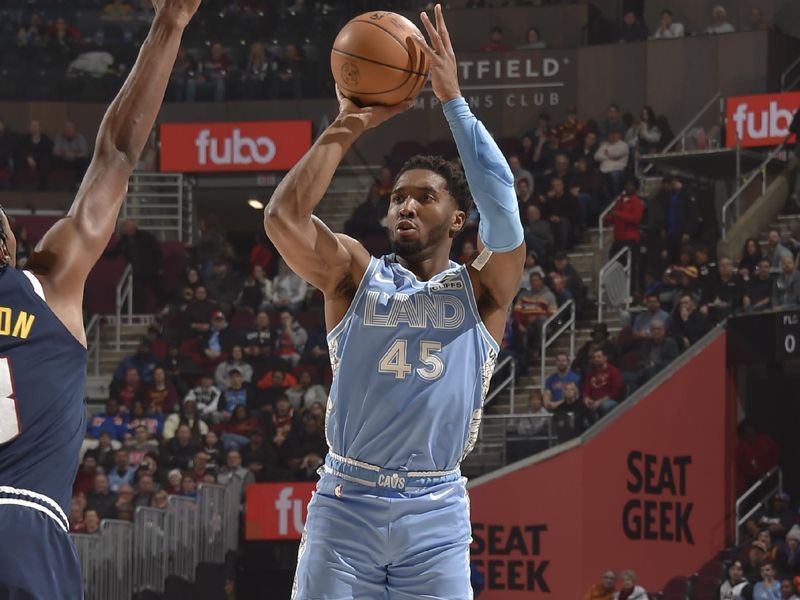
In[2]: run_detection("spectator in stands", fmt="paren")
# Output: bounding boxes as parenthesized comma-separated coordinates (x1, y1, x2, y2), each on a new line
(772, 255, 800, 309)
(286, 415, 327, 480)
(161, 343, 198, 397)
(114, 484, 135, 521)
(169, 47, 196, 102)
(552, 382, 588, 442)
(542, 177, 582, 250)
(69, 499, 86, 533)
(754, 562, 781, 599)
(270, 43, 306, 100)
(516, 177, 537, 213)
(552, 253, 587, 314)
(134, 473, 156, 509)
(188, 451, 213, 484)
(301, 327, 330, 371)
(549, 273, 573, 307)
(613, 570, 647, 600)
(740, 238, 764, 281)
(164, 469, 182, 494)
(143, 366, 178, 415)
(626, 106, 661, 156)
(202, 430, 223, 467)
(162, 423, 200, 471)
(52, 120, 88, 179)
(239, 42, 271, 100)
(73, 454, 98, 496)
(633, 294, 670, 340)
(179, 475, 198, 498)
(217, 449, 255, 487)
(206, 260, 241, 309)
(126, 425, 158, 466)
(114, 340, 158, 384)
(107, 449, 136, 492)
(720, 560, 750, 599)
(238, 264, 270, 313)
(215, 345, 252, 388)
(14, 120, 52, 189)
(594, 130, 628, 200)
(766, 229, 793, 273)
(656, 176, 697, 263)
(605, 179, 644, 285)
(240, 428, 277, 482)
(515, 390, 550, 438)
(106, 219, 164, 311)
(264, 259, 308, 314)
(87, 399, 129, 440)
(706, 5, 736, 35)
(650, 9, 685, 39)
(570, 156, 604, 225)
(743, 259, 774, 313)
(582, 348, 624, 415)
(775, 526, 800, 577)
(203, 310, 240, 361)
(275, 311, 308, 367)
(582, 570, 617, 600)
(244, 310, 276, 357)
(669, 293, 711, 351)
(746, 7, 768, 32)
(624, 320, 679, 390)
(185, 285, 217, 334)
(556, 108, 584, 152)
(508, 155, 535, 193)
(750, 493, 797, 545)
(16, 13, 45, 46)
(187, 42, 230, 102)
(619, 11, 648, 43)
(735, 419, 781, 494)
(286, 370, 327, 410)
(481, 27, 510, 52)
(517, 27, 546, 50)
(255, 367, 298, 411)
(83, 509, 101, 535)
(345, 169, 391, 240)
(573, 322, 617, 375)
(220, 368, 252, 421)
(701, 256, 742, 322)
(513, 271, 557, 359)
(164, 397, 209, 441)
(572, 131, 599, 170)
(221, 405, 261, 450)
(112, 366, 146, 410)
(184, 375, 222, 423)
(87, 473, 116, 519)
(522, 206, 553, 258)
(13, 226, 32, 268)
(598, 104, 626, 141)
(781, 579, 799, 600)
(94, 432, 118, 470)
(544, 352, 580, 409)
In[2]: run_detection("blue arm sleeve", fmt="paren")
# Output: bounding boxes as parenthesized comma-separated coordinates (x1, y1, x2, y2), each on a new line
(443, 96, 524, 253)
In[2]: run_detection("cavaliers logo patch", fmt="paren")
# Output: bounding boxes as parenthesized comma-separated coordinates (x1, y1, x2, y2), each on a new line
(341, 62, 359, 86)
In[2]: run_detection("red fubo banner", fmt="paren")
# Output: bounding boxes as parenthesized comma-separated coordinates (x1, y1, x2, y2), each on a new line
(726, 92, 800, 148)
(159, 120, 312, 172)
(245, 482, 315, 541)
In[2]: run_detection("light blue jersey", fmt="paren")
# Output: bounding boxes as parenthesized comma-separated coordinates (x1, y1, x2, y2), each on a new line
(325, 254, 499, 473)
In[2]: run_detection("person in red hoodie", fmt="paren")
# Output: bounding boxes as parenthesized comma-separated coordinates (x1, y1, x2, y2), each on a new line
(582, 348, 625, 418)
(604, 178, 644, 289)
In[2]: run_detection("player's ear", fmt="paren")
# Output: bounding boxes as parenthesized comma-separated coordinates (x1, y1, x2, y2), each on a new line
(450, 209, 465, 237)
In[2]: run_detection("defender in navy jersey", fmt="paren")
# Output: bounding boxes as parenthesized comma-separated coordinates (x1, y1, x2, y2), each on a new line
(0, 1, 200, 597)
(265, 6, 525, 598)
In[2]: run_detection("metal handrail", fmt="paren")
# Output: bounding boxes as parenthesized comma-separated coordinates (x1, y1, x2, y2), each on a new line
(664, 92, 723, 155)
(781, 55, 800, 92)
(540, 300, 576, 389)
(597, 197, 620, 250)
(474, 413, 557, 464)
(721, 140, 788, 238)
(115, 264, 133, 351)
(484, 355, 516, 412)
(85, 314, 101, 377)
(597, 246, 632, 322)
(735, 466, 782, 545)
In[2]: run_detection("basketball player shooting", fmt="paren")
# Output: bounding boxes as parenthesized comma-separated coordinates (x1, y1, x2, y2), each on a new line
(0, 1, 200, 597)
(265, 5, 525, 598)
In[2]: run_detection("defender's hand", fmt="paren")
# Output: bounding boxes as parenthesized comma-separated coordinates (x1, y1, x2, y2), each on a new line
(152, 0, 201, 28)
(335, 85, 414, 130)
(416, 4, 461, 104)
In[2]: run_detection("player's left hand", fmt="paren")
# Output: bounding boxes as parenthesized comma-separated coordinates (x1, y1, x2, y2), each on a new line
(416, 4, 461, 104)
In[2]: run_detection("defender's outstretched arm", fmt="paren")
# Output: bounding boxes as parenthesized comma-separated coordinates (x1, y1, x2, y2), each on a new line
(27, 0, 201, 343)
(264, 91, 412, 327)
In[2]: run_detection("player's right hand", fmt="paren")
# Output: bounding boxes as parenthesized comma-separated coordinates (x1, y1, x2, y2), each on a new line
(336, 85, 415, 131)
(152, 0, 201, 28)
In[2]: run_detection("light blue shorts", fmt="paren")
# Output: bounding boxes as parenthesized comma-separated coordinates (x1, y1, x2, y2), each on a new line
(292, 471, 473, 599)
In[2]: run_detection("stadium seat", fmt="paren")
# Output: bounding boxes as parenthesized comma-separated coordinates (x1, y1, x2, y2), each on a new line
(46, 168, 76, 191)
(230, 307, 256, 332)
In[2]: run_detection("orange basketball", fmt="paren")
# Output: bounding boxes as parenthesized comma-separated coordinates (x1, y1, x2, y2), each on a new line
(331, 11, 429, 107)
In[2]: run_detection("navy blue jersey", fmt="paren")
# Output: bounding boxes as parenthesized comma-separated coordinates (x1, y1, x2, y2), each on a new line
(0, 268, 87, 516)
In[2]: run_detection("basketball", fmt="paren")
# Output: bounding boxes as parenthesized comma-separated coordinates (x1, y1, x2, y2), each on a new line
(331, 11, 429, 107)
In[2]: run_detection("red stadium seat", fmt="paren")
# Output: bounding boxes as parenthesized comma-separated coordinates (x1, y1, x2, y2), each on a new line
(229, 307, 255, 332)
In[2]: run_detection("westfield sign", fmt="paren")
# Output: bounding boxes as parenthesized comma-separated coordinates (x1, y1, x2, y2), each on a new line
(726, 92, 800, 148)
(159, 120, 312, 172)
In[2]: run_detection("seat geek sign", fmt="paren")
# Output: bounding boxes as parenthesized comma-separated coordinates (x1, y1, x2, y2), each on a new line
(159, 120, 312, 172)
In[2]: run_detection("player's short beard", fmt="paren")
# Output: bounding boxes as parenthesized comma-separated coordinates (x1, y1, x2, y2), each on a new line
(389, 219, 451, 258)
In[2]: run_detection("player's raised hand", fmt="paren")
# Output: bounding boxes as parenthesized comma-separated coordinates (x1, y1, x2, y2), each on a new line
(416, 4, 461, 104)
(151, 0, 201, 28)
(336, 85, 415, 130)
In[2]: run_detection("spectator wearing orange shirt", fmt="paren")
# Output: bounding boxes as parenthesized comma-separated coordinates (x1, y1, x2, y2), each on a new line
(583, 570, 618, 600)
(556, 107, 585, 152)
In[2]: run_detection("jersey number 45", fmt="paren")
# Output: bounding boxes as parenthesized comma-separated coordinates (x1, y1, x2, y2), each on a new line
(378, 339, 444, 381)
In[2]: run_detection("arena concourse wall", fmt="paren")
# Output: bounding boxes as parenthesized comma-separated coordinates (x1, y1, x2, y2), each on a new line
(467, 329, 730, 597)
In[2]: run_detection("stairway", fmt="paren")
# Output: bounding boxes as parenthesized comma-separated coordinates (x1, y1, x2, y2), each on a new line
(86, 317, 156, 404)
